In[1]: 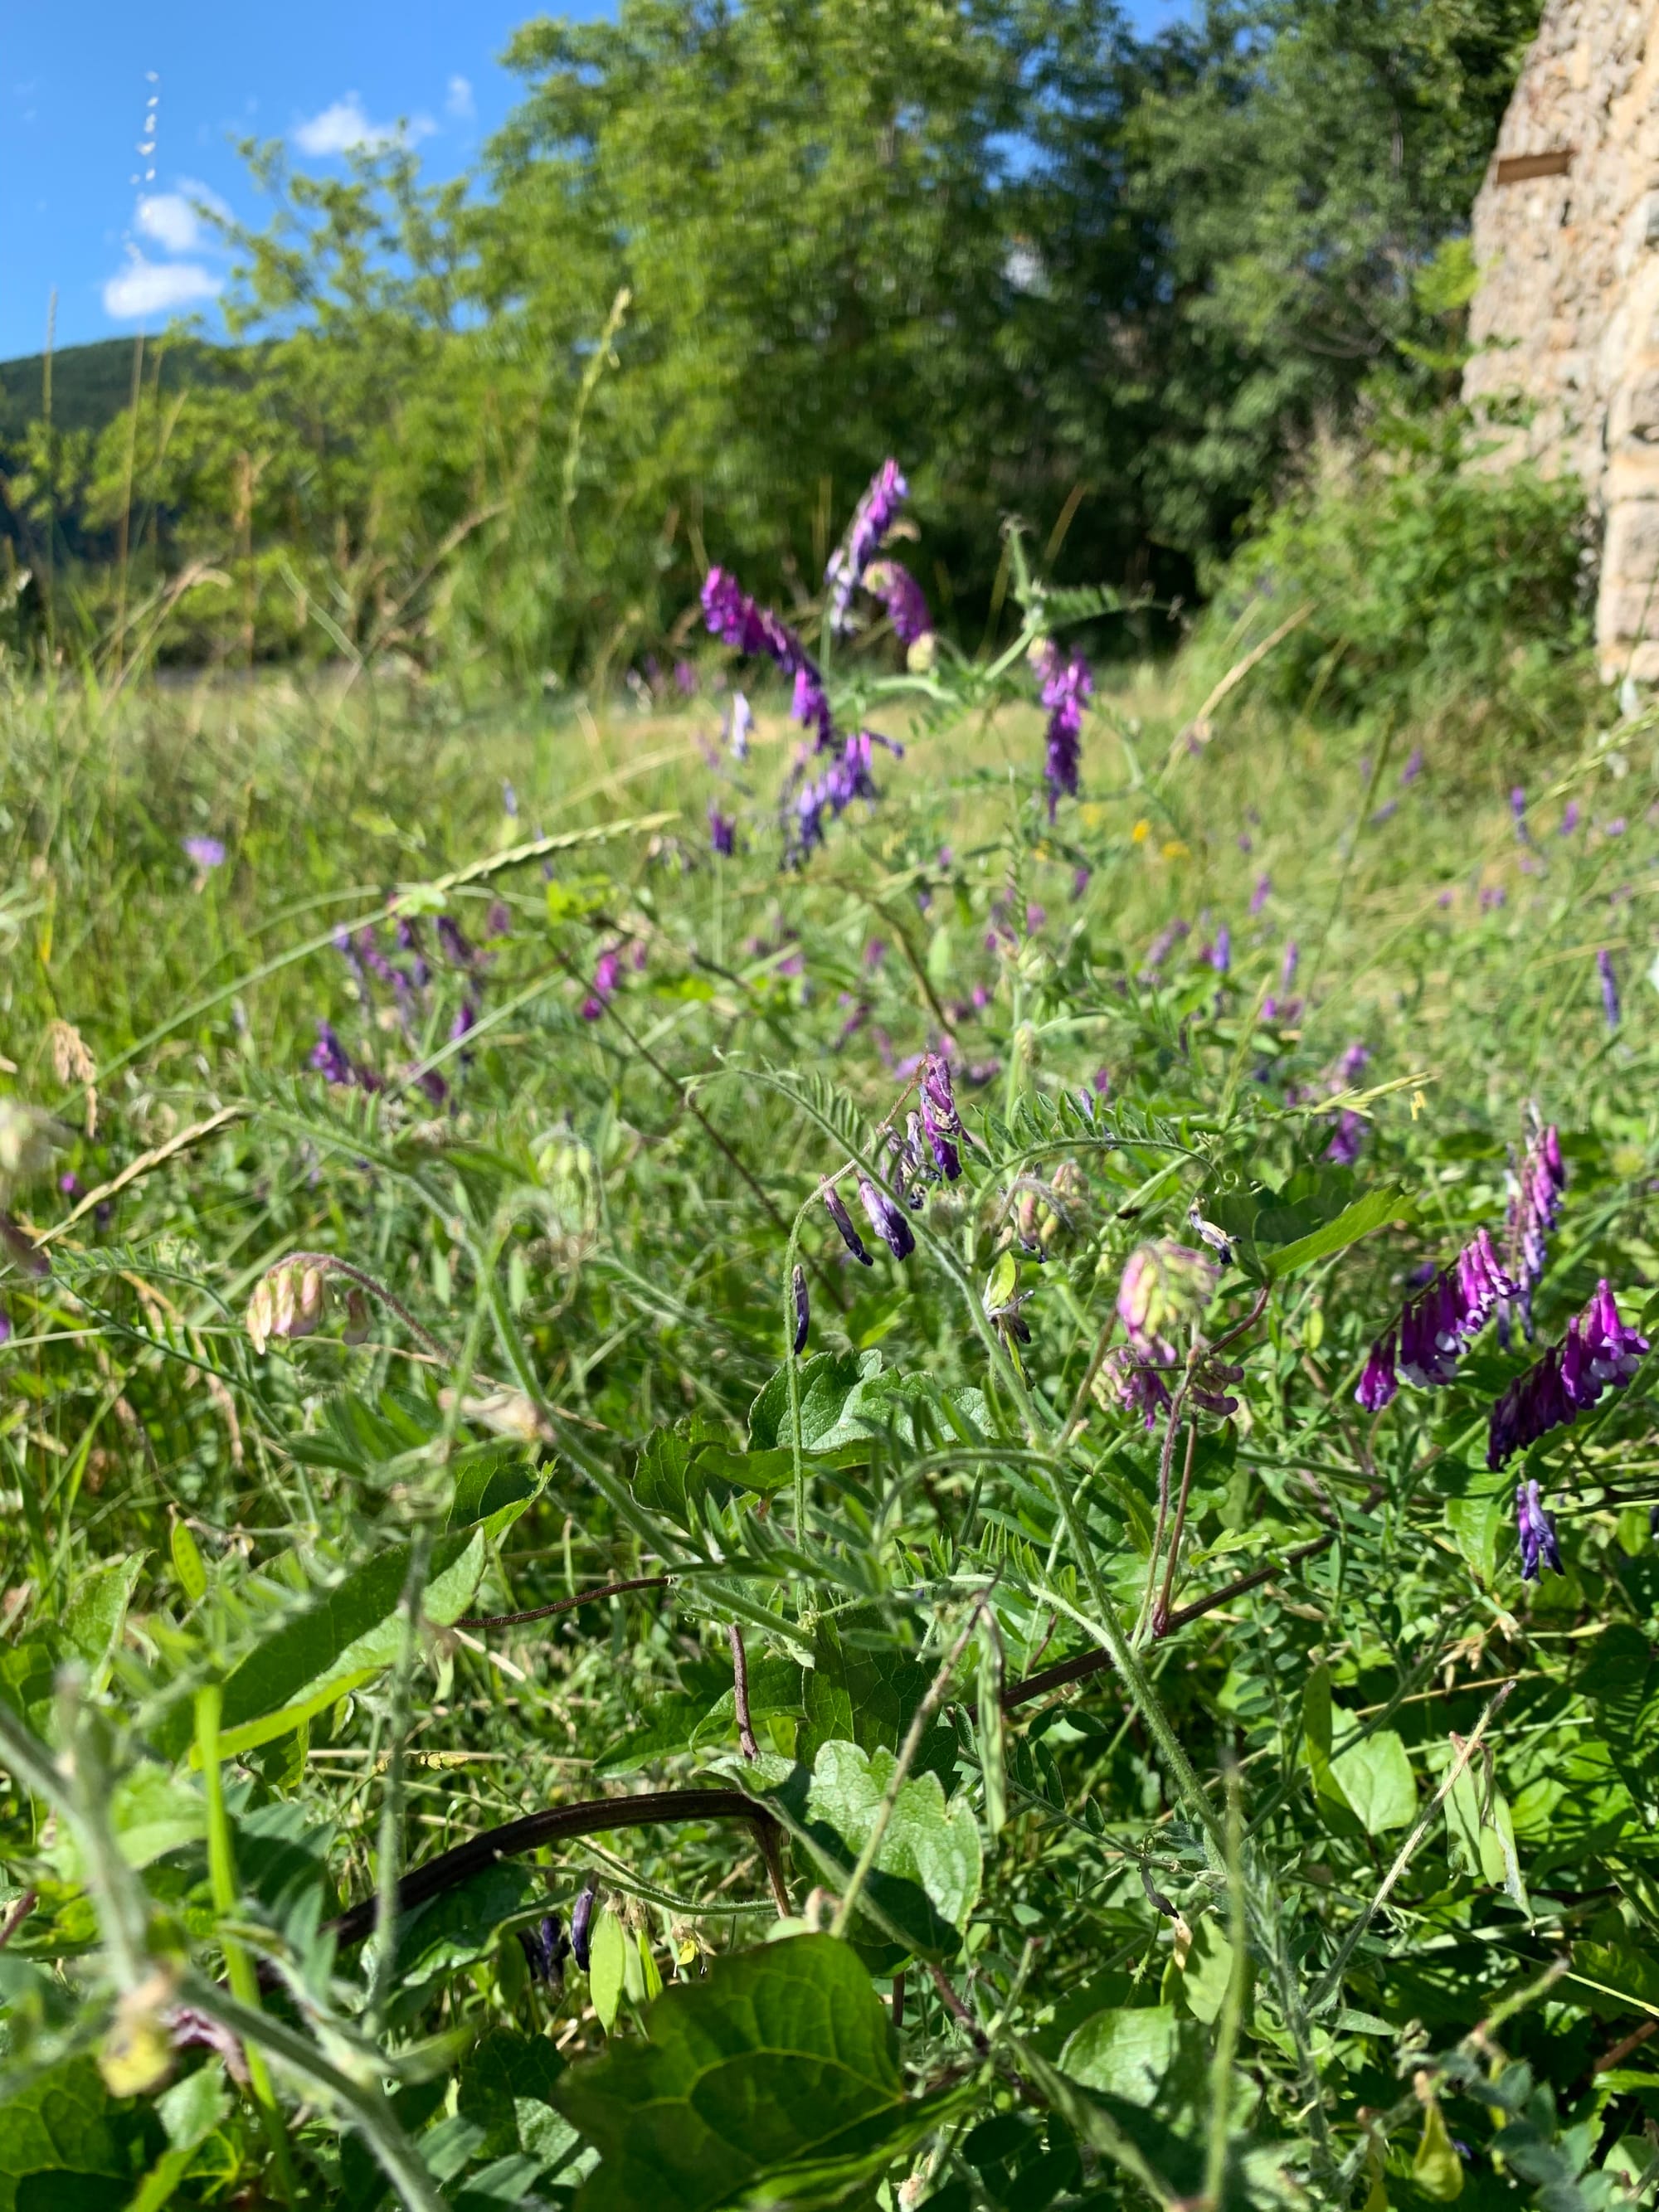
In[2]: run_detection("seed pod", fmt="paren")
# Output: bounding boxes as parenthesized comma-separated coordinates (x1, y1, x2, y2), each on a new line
(791, 1265, 810, 1354)
(571, 1876, 600, 1972)
(824, 1187, 873, 1266)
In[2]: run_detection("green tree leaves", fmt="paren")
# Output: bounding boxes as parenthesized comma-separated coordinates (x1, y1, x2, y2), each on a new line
(552, 1934, 962, 2212)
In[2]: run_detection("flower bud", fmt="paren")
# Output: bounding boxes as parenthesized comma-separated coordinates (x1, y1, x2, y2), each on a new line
(1117, 1241, 1219, 1359)
(246, 1262, 328, 1354)
(343, 1287, 372, 1344)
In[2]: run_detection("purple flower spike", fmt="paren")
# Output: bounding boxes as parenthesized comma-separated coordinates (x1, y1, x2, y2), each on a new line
(919, 1052, 964, 1180)
(1598, 948, 1621, 1029)
(792, 1265, 810, 1354)
(1356, 1331, 1399, 1412)
(310, 1020, 355, 1086)
(436, 915, 476, 968)
(1034, 640, 1092, 819)
(1510, 787, 1530, 840)
(0, 1305, 10, 1346)
(1401, 746, 1424, 785)
(826, 459, 908, 635)
(858, 1176, 916, 1261)
(1102, 1344, 1174, 1429)
(1560, 800, 1580, 835)
(1281, 940, 1300, 990)
(728, 691, 752, 761)
(708, 804, 737, 857)
(1498, 1119, 1566, 1344)
(182, 835, 226, 872)
(865, 559, 933, 646)
(1515, 1479, 1563, 1581)
(1250, 875, 1272, 916)
(824, 1187, 873, 1266)
(1207, 925, 1232, 975)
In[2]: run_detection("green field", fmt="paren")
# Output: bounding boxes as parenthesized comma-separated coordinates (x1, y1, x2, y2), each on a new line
(2, 586, 1657, 2210)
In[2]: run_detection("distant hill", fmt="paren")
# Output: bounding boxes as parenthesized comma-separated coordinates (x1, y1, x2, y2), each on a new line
(0, 336, 236, 445)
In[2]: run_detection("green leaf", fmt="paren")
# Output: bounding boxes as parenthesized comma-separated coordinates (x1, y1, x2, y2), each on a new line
(552, 1933, 964, 2212)
(392, 1863, 541, 1996)
(0, 2055, 162, 2212)
(748, 1350, 987, 1458)
(126, 2065, 231, 2212)
(1262, 1188, 1408, 1280)
(458, 2030, 567, 2161)
(1060, 2006, 1179, 2105)
(796, 1611, 956, 1782)
(1444, 1763, 1528, 1912)
(805, 1740, 983, 1928)
(61, 1556, 145, 1690)
(1329, 1728, 1417, 1835)
(588, 1907, 628, 2033)
(748, 1762, 964, 1959)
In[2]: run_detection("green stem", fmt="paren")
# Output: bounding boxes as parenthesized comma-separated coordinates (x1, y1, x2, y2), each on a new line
(196, 1685, 300, 2203)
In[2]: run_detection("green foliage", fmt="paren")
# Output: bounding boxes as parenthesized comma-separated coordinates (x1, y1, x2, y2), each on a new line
(1204, 409, 1593, 732)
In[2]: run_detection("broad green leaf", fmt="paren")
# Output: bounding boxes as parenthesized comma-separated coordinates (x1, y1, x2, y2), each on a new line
(588, 1907, 628, 2032)
(1330, 1728, 1417, 1835)
(805, 1740, 983, 1928)
(1446, 1491, 1505, 1583)
(796, 1610, 956, 1781)
(747, 1763, 963, 1959)
(0, 2054, 162, 2212)
(61, 1556, 145, 1690)
(1178, 1918, 1247, 2027)
(458, 2030, 566, 2161)
(1444, 1763, 1528, 1913)
(748, 1350, 987, 1458)
(1262, 1188, 1408, 1281)
(552, 1934, 965, 2212)
(391, 1863, 540, 1996)
(1060, 2006, 1179, 2105)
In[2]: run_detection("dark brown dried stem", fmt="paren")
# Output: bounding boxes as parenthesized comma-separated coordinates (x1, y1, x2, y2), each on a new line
(0, 1888, 36, 1952)
(325, 1789, 786, 1952)
(730, 1622, 760, 1761)
(456, 1576, 670, 1632)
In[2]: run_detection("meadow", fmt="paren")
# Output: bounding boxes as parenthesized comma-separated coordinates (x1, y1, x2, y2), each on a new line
(1, 513, 1657, 2212)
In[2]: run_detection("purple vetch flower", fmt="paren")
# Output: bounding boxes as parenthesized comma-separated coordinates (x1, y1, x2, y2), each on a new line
(1497, 1119, 1566, 1344)
(1480, 886, 1507, 912)
(1281, 941, 1300, 991)
(790, 730, 902, 860)
(1100, 1344, 1175, 1429)
(729, 691, 753, 761)
(920, 1052, 965, 1180)
(1142, 918, 1190, 976)
(1560, 801, 1580, 834)
(182, 834, 226, 873)
(708, 805, 737, 857)
(1598, 947, 1621, 1028)
(792, 1265, 810, 1354)
(864, 559, 932, 647)
(1034, 640, 1092, 819)
(1356, 1330, 1399, 1412)
(436, 915, 476, 967)
(858, 1176, 916, 1261)
(571, 1879, 599, 1972)
(310, 1020, 356, 1086)
(1510, 787, 1530, 839)
(1025, 902, 1047, 935)
(1072, 864, 1092, 901)
(674, 659, 699, 696)
(1206, 925, 1231, 975)
(703, 568, 833, 749)
(1250, 875, 1272, 916)
(1370, 799, 1399, 826)
(518, 1915, 570, 1989)
(1401, 747, 1424, 785)
(1606, 815, 1628, 836)
(1487, 1280, 1648, 1471)
(503, 780, 519, 818)
(826, 459, 908, 634)
(825, 1187, 873, 1265)
(1326, 1112, 1365, 1166)
(1117, 1242, 1219, 1364)
(450, 999, 479, 1044)
(1238, 833, 1253, 853)
(1515, 1479, 1564, 1580)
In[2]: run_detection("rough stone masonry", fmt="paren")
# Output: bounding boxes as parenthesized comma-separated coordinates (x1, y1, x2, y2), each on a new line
(1466, 0, 1659, 679)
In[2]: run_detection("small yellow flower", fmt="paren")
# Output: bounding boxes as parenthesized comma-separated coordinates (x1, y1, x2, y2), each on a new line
(1161, 839, 1190, 861)
(1131, 818, 1151, 844)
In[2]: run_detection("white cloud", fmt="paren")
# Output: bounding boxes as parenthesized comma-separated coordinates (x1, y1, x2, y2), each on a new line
(103, 255, 221, 321)
(292, 91, 432, 158)
(445, 75, 474, 122)
(136, 192, 205, 255)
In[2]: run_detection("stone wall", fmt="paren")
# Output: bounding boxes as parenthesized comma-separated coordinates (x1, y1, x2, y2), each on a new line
(1465, 0, 1659, 678)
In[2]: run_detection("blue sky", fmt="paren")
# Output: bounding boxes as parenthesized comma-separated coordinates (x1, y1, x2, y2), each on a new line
(2, 0, 1187, 366)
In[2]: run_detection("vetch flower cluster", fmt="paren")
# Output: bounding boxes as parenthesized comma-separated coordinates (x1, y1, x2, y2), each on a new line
(1497, 1119, 1566, 1344)
(813, 1054, 964, 1288)
(1033, 639, 1092, 819)
(1099, 1240, 1233, 1427)
(1514, 1479, 1563, 1582)
(1486, 1279, 1649, 1470)
(825, 459, 908, 636)
(1355, 1226, 1517, 1410)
